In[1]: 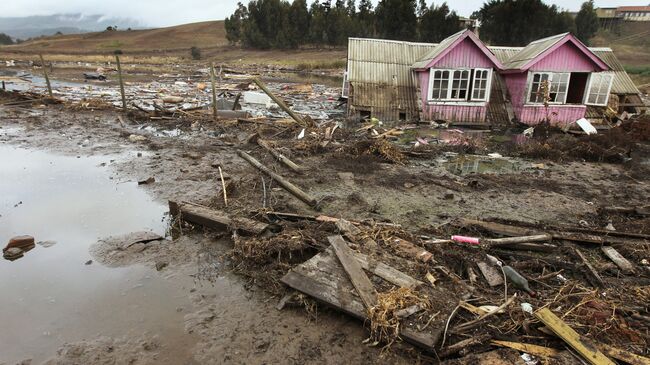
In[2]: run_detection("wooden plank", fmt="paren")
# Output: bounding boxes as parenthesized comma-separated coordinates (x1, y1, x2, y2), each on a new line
(328, 235, 377, 310)
(601, 246, 635, 273)
(534, 308, 614, 365)
(280, 249, 445, 351)
(252, 78, 306, 126)
(490, 242, 557, 252)
(351, 250, 423, 289)
(170, 200, 268, 235)
(257, 138, 303, 173)
(238, 150, 318, 208)
(458, 218, 544, 237)
(484, 234, 552, 245)
(391, 237, 434, 263)
(476, 262, 504, 287)
(598, 343, 650, 365)
(491, 340, 560, 358)
(574, 248, 605, 287)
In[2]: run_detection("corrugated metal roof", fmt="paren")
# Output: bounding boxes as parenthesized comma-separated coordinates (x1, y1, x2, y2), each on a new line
(411, 29, 467, 69)
(501, 33, 569, 69)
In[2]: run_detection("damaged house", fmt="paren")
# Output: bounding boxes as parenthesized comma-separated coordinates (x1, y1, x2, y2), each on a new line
(344, 29, 644, 125)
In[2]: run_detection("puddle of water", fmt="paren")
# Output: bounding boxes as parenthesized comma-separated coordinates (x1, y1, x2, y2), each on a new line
(443, 154, 522, 175)
(0, 146, 194, 363)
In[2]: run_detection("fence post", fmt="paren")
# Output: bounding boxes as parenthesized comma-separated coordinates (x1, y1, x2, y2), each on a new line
(115, 54, 127, 111)
(39, 54, 53, 98)
(210, 62, 218, 120)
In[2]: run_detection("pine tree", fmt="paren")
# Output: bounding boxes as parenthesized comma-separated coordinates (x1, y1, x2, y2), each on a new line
(575, 0, 599, 44)
(376, 0, 417, 40)
(418, 2, 461, 42)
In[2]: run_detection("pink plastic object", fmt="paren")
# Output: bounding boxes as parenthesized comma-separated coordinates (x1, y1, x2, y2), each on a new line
(451, 235, 481, 245)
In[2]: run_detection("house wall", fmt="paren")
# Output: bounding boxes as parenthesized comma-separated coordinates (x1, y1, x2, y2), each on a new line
(529, 42, 601, 72)
(433, 38, 497, 69)
(504, 72, 586, 125)
(417, 70, 488, 123)
(417, 38, 495, 123)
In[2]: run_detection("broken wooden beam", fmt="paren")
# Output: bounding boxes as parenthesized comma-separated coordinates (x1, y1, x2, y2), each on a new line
(329, 235, 377, 310)
(534, 307, 615, 365)
(490, 340, 560, 358)
(252, 77, 306, 126)
(391, 237, 434, 263)
(484, 234, 552, 246)
(237, 150, 318, 208)
(352, 250, 423, 289)
(601, 246, 635, 273)
(457, 218, 543, 237)
(257, 139, 303, 173)
(488, 242, 557, 252)
(574, 248, 605, 287)
(597, 343, 650, 365)
(169, 200, 268, 235)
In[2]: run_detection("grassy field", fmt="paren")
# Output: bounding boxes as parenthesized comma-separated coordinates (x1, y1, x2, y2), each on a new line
(0, 20, 347, 69)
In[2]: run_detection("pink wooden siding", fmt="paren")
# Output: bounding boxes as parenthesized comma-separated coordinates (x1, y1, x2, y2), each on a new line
(433, 38, 496, 69)
(530, 42, 601, 72)
(517, 105, 586, 125)
(503, 72, 586, 125)
(417, 71, 487, 122)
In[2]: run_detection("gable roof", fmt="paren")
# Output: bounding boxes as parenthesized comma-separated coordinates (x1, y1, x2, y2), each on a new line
(502, 33, 609, 71)
(412, 29, 504, 70)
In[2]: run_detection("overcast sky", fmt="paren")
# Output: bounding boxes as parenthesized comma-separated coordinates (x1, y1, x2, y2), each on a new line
(2, 0, 644, 27)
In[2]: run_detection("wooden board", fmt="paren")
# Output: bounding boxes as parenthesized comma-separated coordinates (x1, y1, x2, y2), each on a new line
(601, 246, 635, 273)
(328, 235, 377, 309)
(598, 343, 650, 365)
(352, 251, 423, 289)
(281, 248, 446, 351)
(476, 262, 504, 287)
(534, 308, 614, 365)
(170, 200, 268, 236)
(491, 340, 560, 358)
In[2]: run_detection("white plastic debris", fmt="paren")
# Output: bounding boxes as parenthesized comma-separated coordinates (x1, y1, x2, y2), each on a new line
(242, 91, 273, 108)
(523, 127, 534, 137)
(557, 274, 568, 283)
(521, 353, 537, 365)
(576, 118, 598, 135)
(487, 153, 503, 158)
(605, 222, 616, 231)
(521, 302, 533, 314)
(297, 128, 305, 140)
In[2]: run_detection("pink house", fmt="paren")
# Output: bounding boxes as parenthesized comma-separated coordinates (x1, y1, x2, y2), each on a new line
(344, 30, 640, 125)
(500, 33, 612, 126)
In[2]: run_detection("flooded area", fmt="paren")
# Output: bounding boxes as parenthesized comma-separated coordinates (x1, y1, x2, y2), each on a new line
(0, 146, 193, 364)
(442, 154, 524, 176)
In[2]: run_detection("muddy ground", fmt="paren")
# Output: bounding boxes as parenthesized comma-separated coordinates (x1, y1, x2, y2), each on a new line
(1, 90, 650, 364)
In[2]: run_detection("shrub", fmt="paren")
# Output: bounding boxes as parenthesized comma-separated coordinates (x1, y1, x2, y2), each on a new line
(190, 46, 201, 60)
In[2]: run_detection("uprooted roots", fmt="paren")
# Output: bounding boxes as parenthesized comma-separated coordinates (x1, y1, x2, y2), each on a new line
(368, 287, 432, 349)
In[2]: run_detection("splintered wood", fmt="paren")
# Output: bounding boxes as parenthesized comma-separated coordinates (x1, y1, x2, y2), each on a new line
(534, 308, 615, 365)
(280, 247, 454, 350)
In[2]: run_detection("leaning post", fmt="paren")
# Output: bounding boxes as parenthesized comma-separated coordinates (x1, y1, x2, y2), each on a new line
(115, 53, 127, 111)
(210, 62, 218, 120)
(38, 54, 53, 98)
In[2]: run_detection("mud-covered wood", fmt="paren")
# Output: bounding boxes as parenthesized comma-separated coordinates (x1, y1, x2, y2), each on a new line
(238, 150, 318, 208)
(329, 235, 377, 310)
(476, 262, 504, 287)
(169, 200, 268, 235)
(280, 248, 444, 351)
(257, 138, 303, 173)
(535, 308, 614, 365)
(601, 246, 635, 273)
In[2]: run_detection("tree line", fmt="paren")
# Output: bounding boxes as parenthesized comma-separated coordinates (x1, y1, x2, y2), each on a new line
(224, 0, 600, 49)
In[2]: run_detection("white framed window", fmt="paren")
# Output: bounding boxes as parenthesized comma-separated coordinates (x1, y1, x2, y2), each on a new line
(429, 69, 451, 100)
(584, 72, 613, 106)
(471, 68, 492, 101)
(527, 72, 570, 104)
(450, 70, 470, 100)
(428, 68, 492, 102)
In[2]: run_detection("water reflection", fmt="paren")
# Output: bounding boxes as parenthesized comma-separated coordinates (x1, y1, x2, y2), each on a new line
(0, 146, 189, 363)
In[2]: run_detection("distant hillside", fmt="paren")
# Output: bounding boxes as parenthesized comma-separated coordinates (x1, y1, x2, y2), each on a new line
(591, 21, 650, 67)
(0, 13, 142, 40)
(1, 21, 227, 54)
